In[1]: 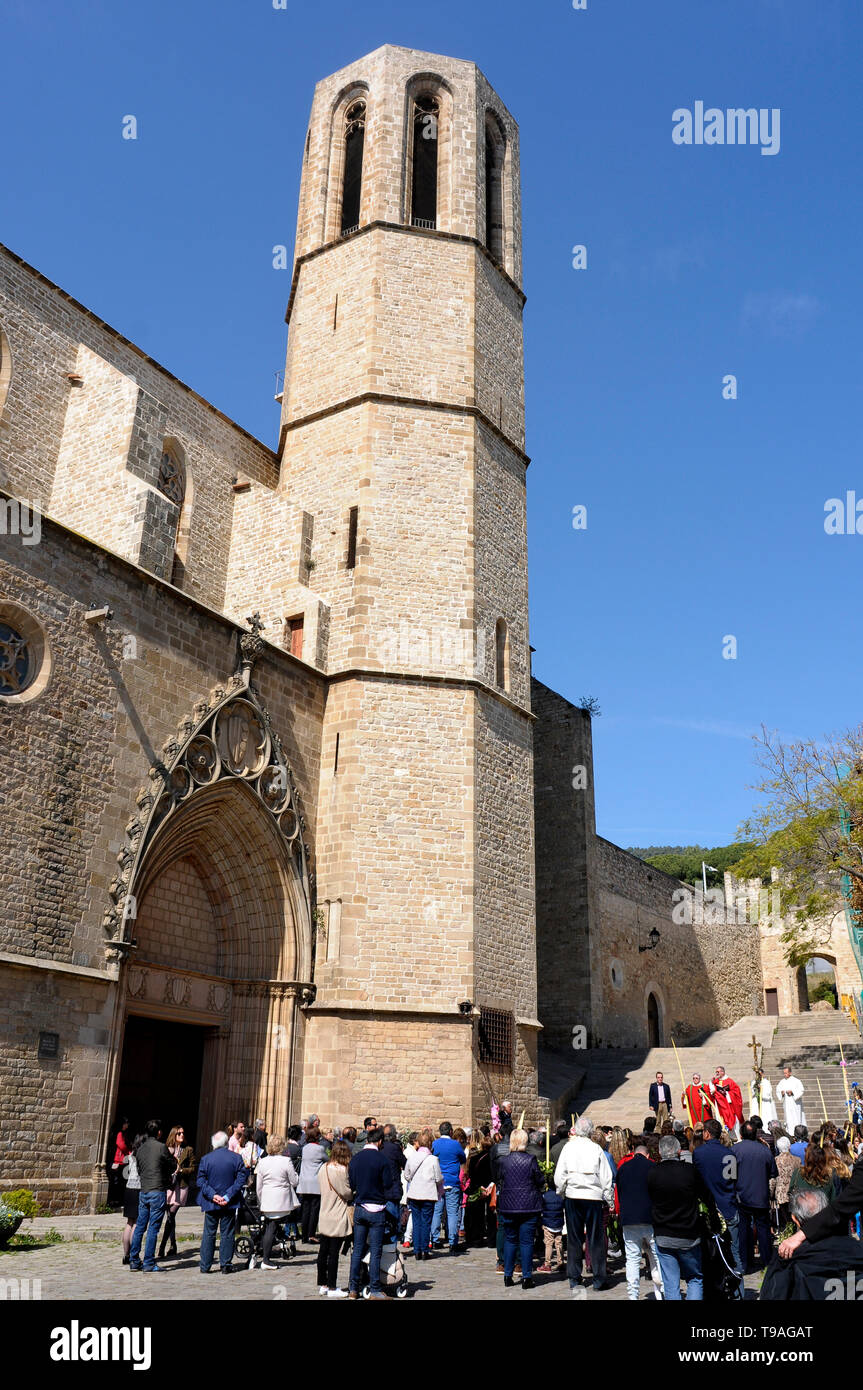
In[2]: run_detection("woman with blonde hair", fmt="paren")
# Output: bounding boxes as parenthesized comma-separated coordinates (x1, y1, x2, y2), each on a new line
(254, 1133, 299, 1271)
(496, 1127, 544, 1289)
(404, 1126, 443, 1262)
(608, 1127, 629, 1166)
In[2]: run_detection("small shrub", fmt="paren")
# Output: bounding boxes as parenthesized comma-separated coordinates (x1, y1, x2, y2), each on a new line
(1, 1190, 41, 1220)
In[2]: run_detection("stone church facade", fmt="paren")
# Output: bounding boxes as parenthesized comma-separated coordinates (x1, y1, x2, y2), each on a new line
(1, 45, 766, 1212)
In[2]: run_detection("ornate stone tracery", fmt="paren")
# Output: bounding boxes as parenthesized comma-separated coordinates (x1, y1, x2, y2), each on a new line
(103, 663, 313, 956)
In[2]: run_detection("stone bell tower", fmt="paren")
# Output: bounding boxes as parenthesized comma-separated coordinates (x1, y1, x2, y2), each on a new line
(281, 45, 540, 1122)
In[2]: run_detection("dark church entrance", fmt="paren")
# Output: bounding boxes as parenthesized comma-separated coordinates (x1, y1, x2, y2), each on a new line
(647, 992, 661, 1048)
(116, 1015, 207, 1148)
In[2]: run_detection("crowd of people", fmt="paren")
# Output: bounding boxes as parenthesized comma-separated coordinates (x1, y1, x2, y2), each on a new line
(108, 1096, 863, 1300)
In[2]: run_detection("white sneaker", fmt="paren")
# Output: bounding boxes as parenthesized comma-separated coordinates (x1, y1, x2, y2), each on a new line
(260, 1262, 278, 1271)
(318, 1284, 329, 1295)
(327, 1288, 349, 1298)
(247, 1257, 257, 1270)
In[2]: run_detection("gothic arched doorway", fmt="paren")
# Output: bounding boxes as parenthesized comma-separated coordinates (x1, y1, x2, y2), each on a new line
(647, 992, 662, 1048)
(103, 685, 314, 1162)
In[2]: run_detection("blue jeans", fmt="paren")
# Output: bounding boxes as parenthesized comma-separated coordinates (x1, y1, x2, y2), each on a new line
(724, 1212, 744, 1278)
(408, 1198, 434, 1254)
(200, 1207, 237, 1270)
(349, 1207, 386, 1293)
(431, 1185, 462, 1247)
(129, 1189, 167, 1270)
(656, 1242, 703, 1300)
(502, 1212, 538, 1279)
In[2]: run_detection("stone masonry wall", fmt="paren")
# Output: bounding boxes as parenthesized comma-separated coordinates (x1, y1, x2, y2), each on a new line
(594, 838, 763, 1046)
(533, 681, 597, 1052)
(0, 513, 325, 1203)
(0, 245, 280, 615)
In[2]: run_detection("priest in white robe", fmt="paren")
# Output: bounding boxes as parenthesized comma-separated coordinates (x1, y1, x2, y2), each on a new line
(776, 1065, 806, 1129)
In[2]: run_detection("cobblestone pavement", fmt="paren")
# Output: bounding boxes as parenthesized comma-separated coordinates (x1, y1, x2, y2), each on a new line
(0, 1214, 765, 1302)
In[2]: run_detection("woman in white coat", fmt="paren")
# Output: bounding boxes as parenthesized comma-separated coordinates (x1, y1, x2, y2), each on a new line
(404, 1126, 443, 1262)
(254, 1136, 299, 1270)
(754, 1069, 778, 1125)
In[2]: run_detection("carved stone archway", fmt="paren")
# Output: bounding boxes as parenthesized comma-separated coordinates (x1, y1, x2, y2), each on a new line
(99, 636, 317, 1164)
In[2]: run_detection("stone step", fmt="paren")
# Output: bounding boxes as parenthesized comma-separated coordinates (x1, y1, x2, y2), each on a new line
(542, 1011, 863, 1129)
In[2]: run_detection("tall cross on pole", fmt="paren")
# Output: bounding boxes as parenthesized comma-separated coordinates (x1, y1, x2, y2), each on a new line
(749, 1033, 762, 1071)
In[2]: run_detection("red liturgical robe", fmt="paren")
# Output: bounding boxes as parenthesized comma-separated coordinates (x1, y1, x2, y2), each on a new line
(683, 1084, 714, 1123)
(711, 1077, 744, 1130)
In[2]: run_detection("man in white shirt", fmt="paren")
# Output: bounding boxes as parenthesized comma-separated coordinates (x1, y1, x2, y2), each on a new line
(554, 1116, 614, 1294)
(649, 1072, 672, 1128)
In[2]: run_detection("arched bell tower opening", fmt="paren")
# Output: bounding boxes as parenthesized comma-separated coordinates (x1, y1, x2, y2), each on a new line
(103, 679, 315, 1160)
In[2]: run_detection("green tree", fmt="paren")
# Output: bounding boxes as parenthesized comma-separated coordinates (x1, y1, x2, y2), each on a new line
(734, 724, 863, 967)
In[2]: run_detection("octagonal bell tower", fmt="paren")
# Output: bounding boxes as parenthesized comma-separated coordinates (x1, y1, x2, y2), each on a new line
(281, 45, 539, 1125)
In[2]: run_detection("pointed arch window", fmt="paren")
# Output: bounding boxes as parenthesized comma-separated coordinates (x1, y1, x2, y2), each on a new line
(485, 114, 506, 264)
(341, 100, 366, 236)
(158, 446, 185, 507)
(411, 95, 439, 229)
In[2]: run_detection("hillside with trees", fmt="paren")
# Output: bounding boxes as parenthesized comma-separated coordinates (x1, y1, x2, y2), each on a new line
(626, 843, 753, 887)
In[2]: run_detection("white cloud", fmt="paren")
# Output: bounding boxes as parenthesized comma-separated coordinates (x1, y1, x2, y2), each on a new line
(741, 290, 822, 339)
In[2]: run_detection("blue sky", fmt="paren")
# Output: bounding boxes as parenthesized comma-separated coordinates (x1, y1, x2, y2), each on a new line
(3, 0, 860, 847)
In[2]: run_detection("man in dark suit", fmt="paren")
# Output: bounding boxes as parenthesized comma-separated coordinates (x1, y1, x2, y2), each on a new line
(197, 1130, 248, 1273)
(692, 1118, 743, 1288)
(732, 1120, 777, 1273)
(649, 1072, 673, 1128)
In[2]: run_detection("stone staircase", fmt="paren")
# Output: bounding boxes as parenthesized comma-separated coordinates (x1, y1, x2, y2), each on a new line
(539, 1011, 863, 1130)
(761, 1013, 863, 1127)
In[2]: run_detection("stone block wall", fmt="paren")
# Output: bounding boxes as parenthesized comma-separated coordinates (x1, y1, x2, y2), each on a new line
(594, 838, 763, 1046)
(0, 244, 280, 616)
(533, 681, 597, 1052)
(0, 511, 326, 1204)
(0, 963, 117, 1212)
(300, 1010, 472, 1130)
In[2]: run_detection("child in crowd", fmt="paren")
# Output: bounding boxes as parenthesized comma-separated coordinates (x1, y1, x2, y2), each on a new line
(537, 1176, 565, 1273)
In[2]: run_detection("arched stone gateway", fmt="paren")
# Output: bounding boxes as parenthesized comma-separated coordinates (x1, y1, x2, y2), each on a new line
(99, 658, 316, 1161)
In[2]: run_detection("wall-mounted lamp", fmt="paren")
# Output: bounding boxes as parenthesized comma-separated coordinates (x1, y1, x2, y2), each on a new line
(84, 604, 113, 625)
(638, 926, 661, 954)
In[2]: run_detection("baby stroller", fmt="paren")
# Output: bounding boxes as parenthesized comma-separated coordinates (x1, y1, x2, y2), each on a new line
(234, 1183, 296, 1269)
(359, 1211, 409, 1299)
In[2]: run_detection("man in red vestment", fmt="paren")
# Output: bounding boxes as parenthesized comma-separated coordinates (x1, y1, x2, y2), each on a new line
(709, 1066, 744, 1136)
(682, 1072, 714, 1124)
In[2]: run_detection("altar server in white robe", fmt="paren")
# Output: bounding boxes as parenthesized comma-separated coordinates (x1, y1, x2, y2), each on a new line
(753, 1068, 778, 1125)
(776, 1065, 806, 1129)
